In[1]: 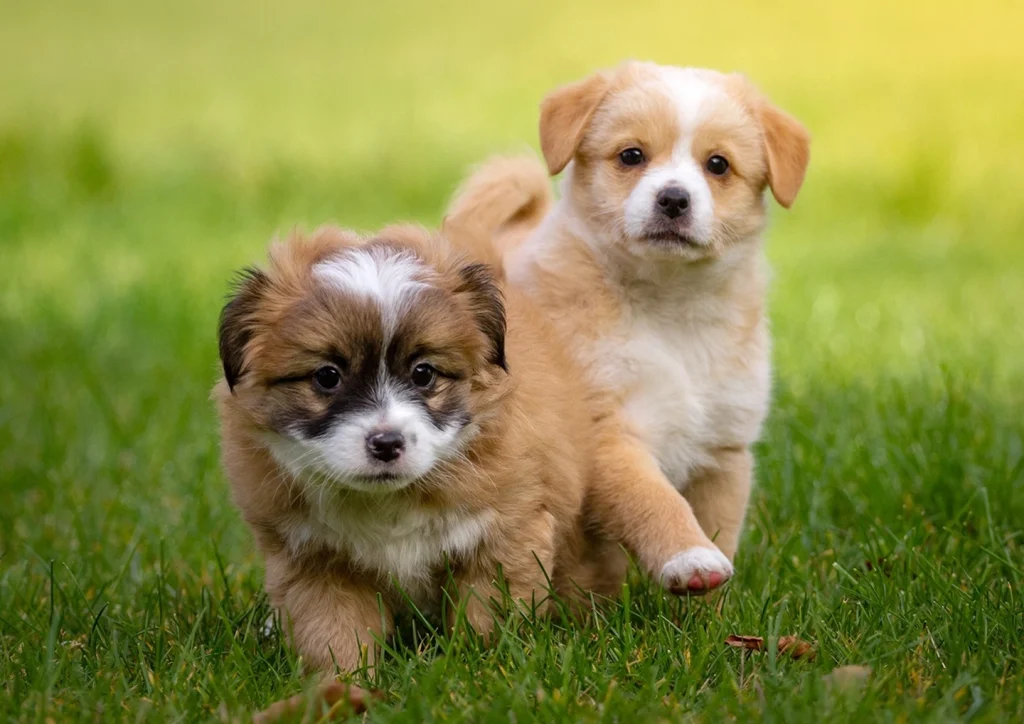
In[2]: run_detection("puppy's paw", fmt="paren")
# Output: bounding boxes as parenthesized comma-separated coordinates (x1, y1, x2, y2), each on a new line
(660, 546, 734, 596)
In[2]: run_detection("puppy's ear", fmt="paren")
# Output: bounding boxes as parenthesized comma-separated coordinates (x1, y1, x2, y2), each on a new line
(456, 263, 507, 370)
(539, 72, 611, 175)
(758, 101, 810, 208)
(219, 267, 270, 392)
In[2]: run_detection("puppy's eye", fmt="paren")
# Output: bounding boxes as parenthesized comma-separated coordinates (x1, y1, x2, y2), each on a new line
(312, 365, 342, 392)
(618, 148, 645, 166)
(410, 363, 436, 389)
(706, 155, 730, 176)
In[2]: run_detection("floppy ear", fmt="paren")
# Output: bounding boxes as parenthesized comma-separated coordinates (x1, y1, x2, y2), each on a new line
(455, 263, 507, 371)
(539, 72, 611, 175)
(218, 267, 270, 391)
(757, 101, 810, 208)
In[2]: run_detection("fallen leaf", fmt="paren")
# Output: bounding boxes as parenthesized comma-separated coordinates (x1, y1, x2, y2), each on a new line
(824, 665, 872, 692)
(725, 634, 816, 660)
(254, 681, 380, 723)
(725, 634, 764, 651)
(778, 635, 817, 661)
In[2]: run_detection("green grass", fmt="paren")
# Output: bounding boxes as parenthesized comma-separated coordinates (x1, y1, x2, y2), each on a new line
(1, 0, 1023, 720)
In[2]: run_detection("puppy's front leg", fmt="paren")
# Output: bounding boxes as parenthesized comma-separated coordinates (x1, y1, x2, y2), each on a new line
(267, 558, 393, 674)
(683, 446, 753, 561)
(448, 511, 557, 639)
(589, 418, 734, 594)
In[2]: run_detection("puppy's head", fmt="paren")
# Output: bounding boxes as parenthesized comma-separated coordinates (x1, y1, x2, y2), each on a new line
(218, 226, 507, 494)
(540, 62, 810, 261)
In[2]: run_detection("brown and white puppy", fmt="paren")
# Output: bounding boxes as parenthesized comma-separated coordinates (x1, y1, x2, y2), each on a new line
(448, 61, 810, 593)
(214, 225, 607, 674)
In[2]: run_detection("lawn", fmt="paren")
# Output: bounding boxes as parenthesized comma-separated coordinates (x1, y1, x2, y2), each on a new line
(1, 0, 1023, 721)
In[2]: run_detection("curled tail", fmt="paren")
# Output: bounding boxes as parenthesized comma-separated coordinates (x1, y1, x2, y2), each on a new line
(443, 155, 553, 273)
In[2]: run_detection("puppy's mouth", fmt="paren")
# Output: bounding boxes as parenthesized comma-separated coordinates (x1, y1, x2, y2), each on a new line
(637, 219, 713, 251)
(358, 470, 405, 482)
(329, 469, 422, 493)
(344, 473, 415, 489)
(643, 229, 699, 246)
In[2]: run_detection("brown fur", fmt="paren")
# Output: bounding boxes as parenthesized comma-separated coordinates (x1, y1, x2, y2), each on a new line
(443, 156, 553, 270)
(757, 103, 811, 208)
(215, 226, 620, 674)
(539, 71, 612, 175)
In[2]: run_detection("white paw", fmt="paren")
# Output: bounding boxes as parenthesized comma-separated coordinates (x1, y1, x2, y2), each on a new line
(659, 546, 734, 595)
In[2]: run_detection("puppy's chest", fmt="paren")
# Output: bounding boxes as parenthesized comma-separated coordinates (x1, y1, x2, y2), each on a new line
(285, 503, 495, 605)
(590, 316, 769, 487)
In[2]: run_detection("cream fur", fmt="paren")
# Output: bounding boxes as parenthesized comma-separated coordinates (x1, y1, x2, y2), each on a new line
(448, 61, 810, 592)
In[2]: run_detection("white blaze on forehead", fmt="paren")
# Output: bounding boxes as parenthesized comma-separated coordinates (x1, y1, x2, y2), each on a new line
(623, 67, 731, 244)
(657, 66, 727, 131)
(267, 247, 473, 496)
(313, 247, 429, 334)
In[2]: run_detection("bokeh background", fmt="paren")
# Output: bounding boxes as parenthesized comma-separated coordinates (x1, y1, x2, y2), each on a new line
(2, 0, 1022, 719)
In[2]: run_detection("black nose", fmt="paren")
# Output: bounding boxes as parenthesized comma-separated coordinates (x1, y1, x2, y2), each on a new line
(366, 430, 405, 462)
(656, 187, 690, 219)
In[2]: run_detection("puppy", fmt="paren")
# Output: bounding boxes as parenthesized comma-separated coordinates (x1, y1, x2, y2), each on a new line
(214, 225, 606, 673)
(448, 61, 810, 593)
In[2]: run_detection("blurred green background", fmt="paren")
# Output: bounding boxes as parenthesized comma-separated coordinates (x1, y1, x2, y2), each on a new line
(1, 0, 1022, 720)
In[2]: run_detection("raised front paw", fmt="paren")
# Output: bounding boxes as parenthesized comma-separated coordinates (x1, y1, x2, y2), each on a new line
(659, 546, 734, 595)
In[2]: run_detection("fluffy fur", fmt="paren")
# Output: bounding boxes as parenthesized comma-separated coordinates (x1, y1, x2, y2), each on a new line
(215, 225, 620, 673)
(447, 61, 810, 593)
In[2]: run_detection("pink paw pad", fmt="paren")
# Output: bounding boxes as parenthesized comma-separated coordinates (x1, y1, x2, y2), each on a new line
(686, 570, 725, 591)
(660, 547, 734, 597)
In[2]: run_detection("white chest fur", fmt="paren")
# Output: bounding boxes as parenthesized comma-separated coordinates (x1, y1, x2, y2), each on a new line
(283, 500, 495, 604)
(587, 298, 770, 490)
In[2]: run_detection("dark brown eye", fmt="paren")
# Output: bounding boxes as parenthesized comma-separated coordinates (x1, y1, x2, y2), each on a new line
(706, 155, 729, 175)
(619, 148, 645, 166)
(312, 365, 341, 392)
(410, 363, 436, 389)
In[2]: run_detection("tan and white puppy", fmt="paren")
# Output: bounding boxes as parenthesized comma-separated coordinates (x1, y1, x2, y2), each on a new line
(448, 61, 810, 593)
(214, 225, 611, 674)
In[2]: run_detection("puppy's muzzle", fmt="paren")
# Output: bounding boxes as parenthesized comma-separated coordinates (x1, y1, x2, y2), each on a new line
(366, 429, 405, 463)
(656, 186, 690, 220)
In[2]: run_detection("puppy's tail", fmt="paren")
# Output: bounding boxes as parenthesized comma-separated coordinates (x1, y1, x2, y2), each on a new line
(443, 155, 553, 273)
